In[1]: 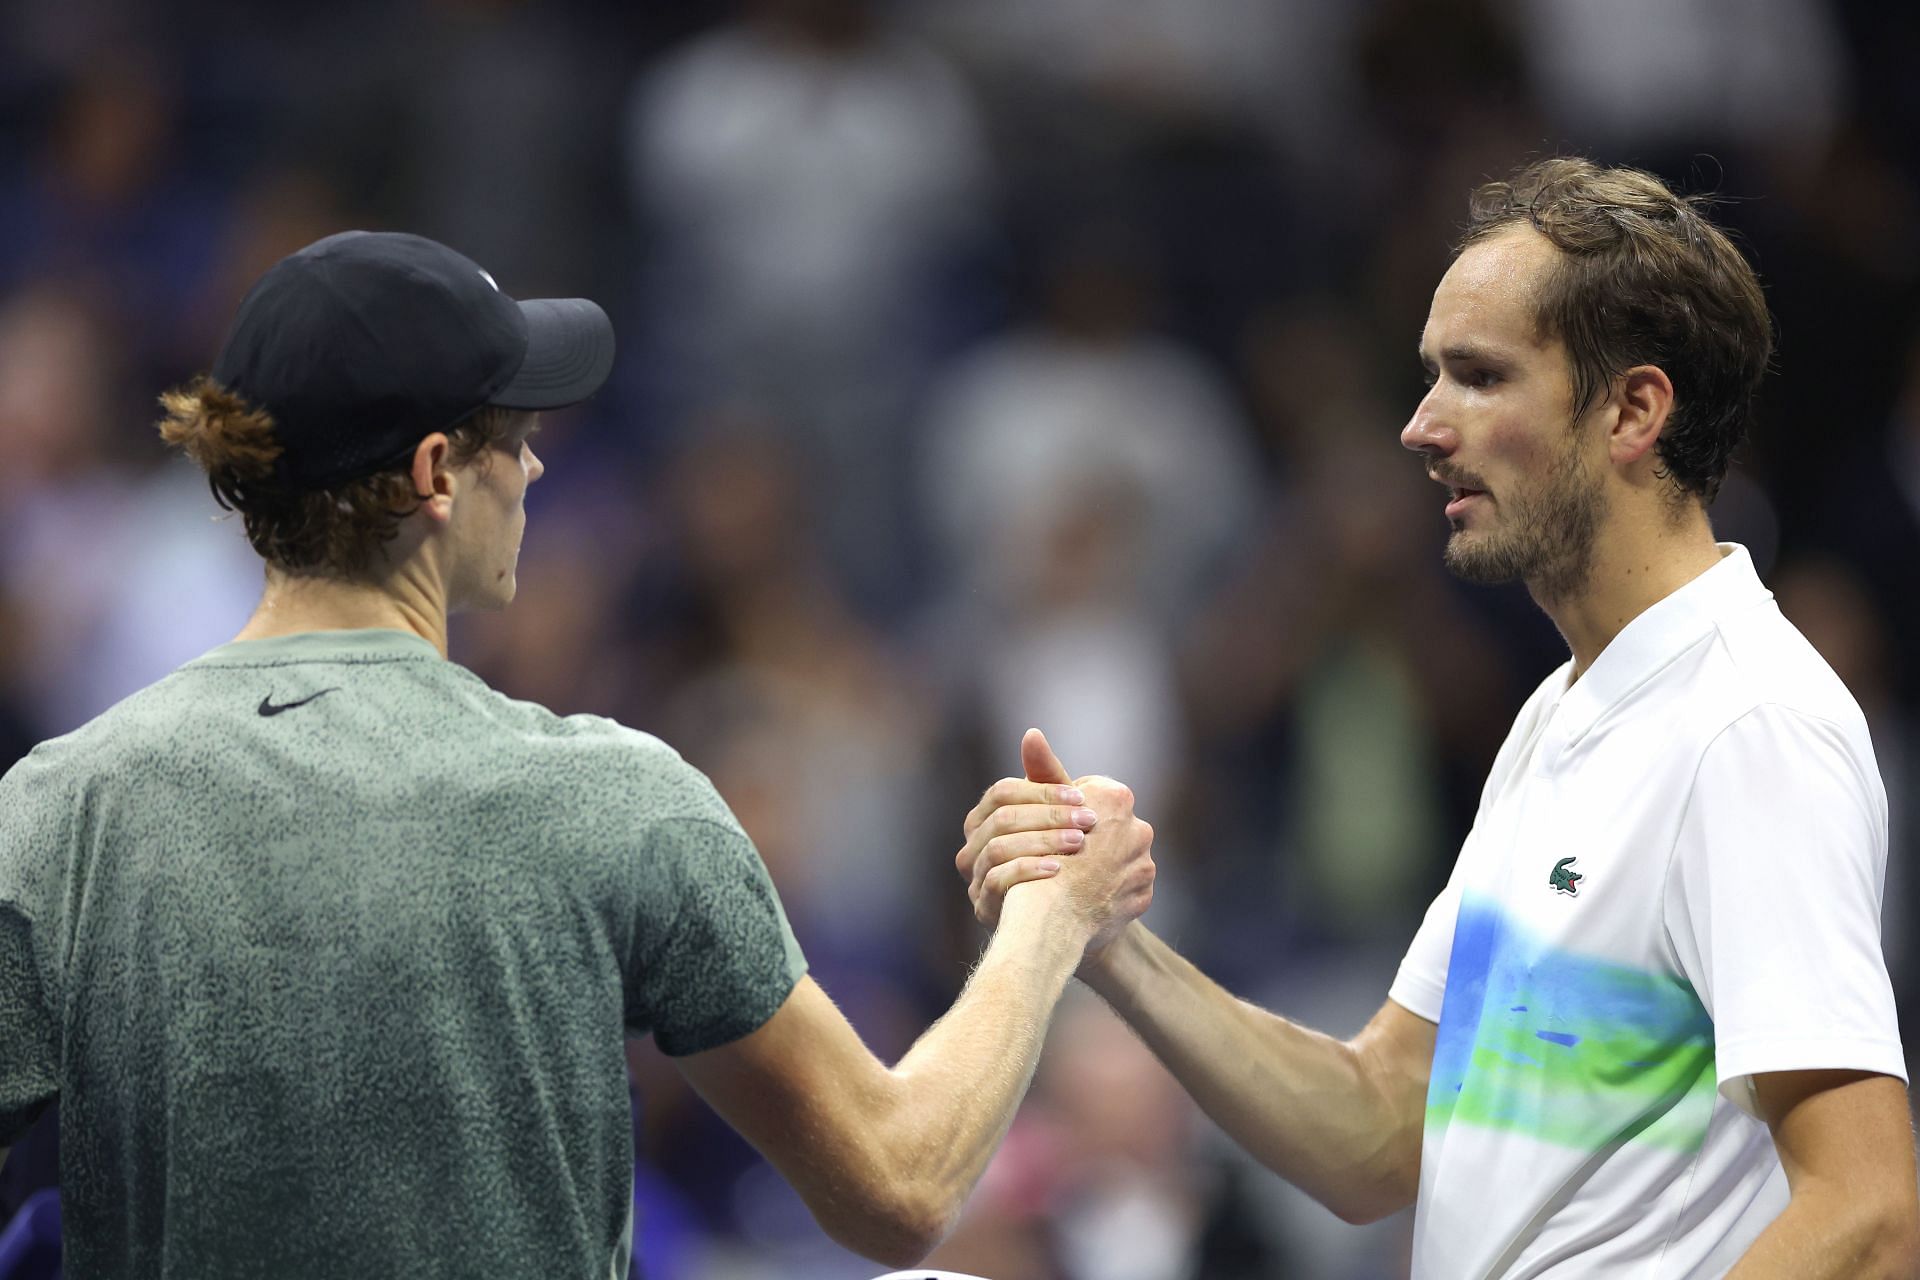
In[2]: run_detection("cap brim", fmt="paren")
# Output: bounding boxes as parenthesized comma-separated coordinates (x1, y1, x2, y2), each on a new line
(489, 297, 615, 410)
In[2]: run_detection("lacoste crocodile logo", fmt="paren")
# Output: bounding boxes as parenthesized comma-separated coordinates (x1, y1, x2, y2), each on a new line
(257, 688, 340, 717)
(1549, 856, 1583, 897)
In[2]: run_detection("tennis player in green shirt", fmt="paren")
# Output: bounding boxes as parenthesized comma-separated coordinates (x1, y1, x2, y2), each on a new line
(0, 231, 1153, 1279)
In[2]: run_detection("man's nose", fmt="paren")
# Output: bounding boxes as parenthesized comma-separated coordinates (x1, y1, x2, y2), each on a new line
(1400, 391, 1457, 457)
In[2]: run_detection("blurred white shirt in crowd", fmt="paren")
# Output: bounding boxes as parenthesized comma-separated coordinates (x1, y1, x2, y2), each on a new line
(629, 20, 988, 379)
(1517, 0, 1848, 155)
(6, 462, 258, 737)
(921, 331, 1257, 617)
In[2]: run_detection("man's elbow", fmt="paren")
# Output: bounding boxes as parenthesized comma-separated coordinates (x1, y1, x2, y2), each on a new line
(815, 1182, 955, 1269)
(1862, 1200, 1920, 1278)
(1331, 1185, 1415, 1227)
(1326, 1158, 1420, 1226)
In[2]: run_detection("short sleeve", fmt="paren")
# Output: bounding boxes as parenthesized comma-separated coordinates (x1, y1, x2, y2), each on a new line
(1665, 704, 1905, 1117)
(624, 815, 807, 1056)
(1390, 863, 1463, 1023)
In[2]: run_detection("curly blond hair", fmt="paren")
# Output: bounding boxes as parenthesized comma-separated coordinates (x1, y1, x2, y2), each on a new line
(158, 375, 514, 578)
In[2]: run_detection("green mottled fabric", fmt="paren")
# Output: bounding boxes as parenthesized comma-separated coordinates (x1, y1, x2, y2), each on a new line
(0, 629, 805, 1279)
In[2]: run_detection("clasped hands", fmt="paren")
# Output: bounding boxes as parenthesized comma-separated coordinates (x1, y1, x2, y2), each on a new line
(953, 728, 1156, 956)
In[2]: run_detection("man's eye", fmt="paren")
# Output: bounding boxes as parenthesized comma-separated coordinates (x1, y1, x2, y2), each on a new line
(1420, 369, 1438, 389)
(1466, 369, 1501, 388)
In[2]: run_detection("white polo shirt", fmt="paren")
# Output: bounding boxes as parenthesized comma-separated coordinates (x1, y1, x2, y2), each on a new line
(1389, 544, 1905, 1278)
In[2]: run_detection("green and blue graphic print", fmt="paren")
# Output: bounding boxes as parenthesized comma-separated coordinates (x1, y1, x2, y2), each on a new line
(1427, 897, 1717, 1155)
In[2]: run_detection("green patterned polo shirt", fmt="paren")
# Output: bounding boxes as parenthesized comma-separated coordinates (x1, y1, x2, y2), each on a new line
(0, 628, 806, 1279)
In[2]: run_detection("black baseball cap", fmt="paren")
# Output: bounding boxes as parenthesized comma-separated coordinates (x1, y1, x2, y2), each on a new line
(212, 230, 615, 491)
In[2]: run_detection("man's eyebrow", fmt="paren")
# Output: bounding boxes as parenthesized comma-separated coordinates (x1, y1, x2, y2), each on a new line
(1436, 343, 1508, 365)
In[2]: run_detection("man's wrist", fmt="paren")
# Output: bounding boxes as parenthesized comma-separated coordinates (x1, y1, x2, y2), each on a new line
(1076, 919, 1143, 995)
(994, 883, 1093, 971)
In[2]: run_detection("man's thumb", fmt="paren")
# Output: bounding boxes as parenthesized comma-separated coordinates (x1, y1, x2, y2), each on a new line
(1021, 727, 1073, 785)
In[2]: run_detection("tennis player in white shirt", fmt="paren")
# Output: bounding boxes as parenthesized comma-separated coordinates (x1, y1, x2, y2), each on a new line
(960, 157, 1919, 1277)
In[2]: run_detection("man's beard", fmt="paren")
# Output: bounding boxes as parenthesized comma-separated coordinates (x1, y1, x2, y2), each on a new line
(1443, 437, 1605, 603)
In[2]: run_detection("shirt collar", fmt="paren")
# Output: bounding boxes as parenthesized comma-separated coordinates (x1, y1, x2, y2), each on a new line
(185, 627, 444, 668)
(1549, 543, 1770, 747)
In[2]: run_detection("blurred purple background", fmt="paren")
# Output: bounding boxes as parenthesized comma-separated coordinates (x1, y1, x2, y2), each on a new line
(2, 1, 1918, 1276)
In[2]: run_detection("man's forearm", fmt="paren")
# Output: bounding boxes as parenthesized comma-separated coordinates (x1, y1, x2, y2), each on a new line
(1080, 921, 1425, 1223)
(1727, 1188, 1920, 1279)
(867, 888, 1085, 1237)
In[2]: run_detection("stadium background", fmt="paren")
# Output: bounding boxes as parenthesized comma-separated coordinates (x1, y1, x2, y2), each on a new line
(1, 0, 1918, 1276)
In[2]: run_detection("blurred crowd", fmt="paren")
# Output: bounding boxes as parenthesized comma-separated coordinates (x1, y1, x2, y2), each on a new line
(3, 0, 1919, 1276)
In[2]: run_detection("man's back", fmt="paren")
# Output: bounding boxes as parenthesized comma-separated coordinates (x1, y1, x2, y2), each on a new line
(0, 628, 804, 1279)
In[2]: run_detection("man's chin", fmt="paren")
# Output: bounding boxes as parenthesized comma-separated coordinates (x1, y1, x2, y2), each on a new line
(1443, 531, 1526, 586)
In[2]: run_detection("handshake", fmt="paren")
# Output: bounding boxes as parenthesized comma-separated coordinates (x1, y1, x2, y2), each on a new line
(951, 728, 1157, 958)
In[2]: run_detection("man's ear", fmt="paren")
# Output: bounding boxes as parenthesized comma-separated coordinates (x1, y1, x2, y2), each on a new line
(1610, 365, 1675, 469)
(408, 433, 456, 522)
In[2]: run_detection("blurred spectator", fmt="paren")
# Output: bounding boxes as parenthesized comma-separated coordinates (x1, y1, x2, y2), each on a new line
(0, 286, 257, 738)
(390, 0, 624, 296)
(918, 226, 1259, 877)
(0, 51, 230, 384)
(905, 0, 1329, 354)
(912, 0, 1321, 140)
(626, 0, 993, 607)
(653, 418, 946, 988)
(920, 227, 1257, 621)
(1515, 0, 1850, 165)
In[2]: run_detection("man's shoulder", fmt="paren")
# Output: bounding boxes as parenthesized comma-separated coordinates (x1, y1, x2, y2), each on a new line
(1708, 599, 1866, 727)
(1644, 601, 1874, 766)
(3, 672, 198, 796)
(475, 694, 738, 831)
(1627, 602, 1880, 808)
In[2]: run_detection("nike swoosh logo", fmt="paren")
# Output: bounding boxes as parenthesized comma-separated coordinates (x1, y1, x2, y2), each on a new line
(258, 688, 341, 717)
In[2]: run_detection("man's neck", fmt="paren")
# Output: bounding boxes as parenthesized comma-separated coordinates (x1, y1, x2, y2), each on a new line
(1536, 504, 1723, 681)
(234, 572, 450, 658)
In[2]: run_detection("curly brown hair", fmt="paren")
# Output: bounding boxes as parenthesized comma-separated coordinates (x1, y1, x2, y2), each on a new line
(157, 375, 515, 578)
(1460, 158, 1773, 504)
